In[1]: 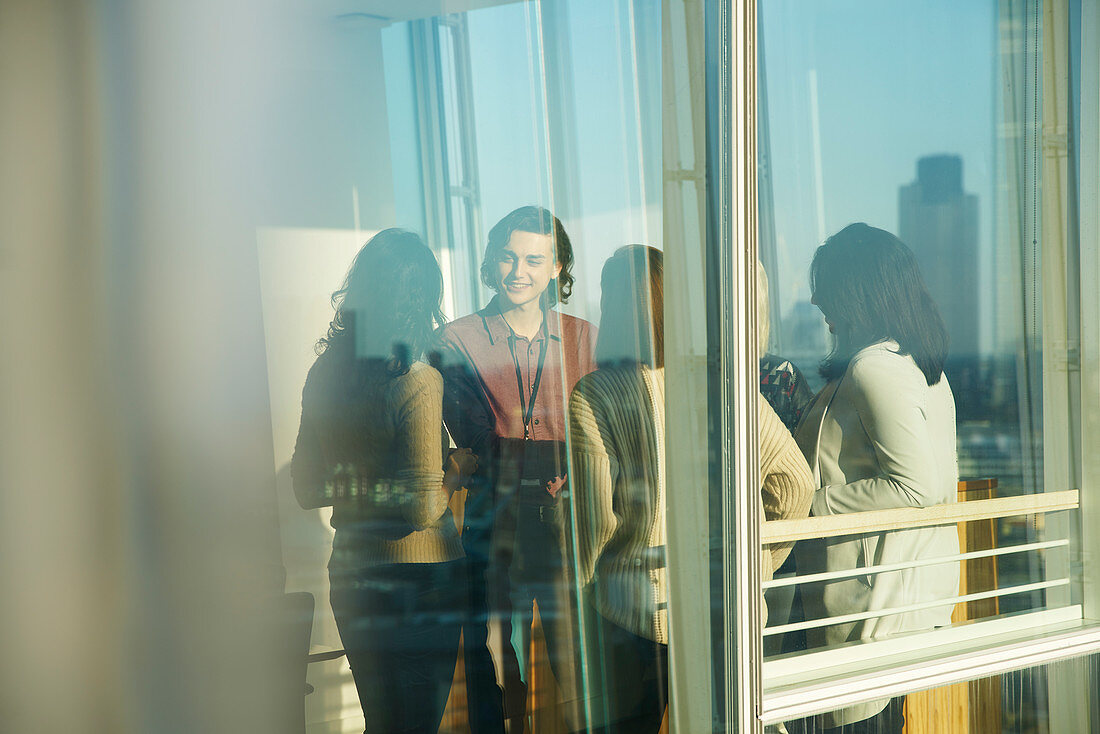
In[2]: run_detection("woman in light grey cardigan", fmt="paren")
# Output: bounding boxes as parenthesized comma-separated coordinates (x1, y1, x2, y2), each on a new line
(793, 223, 959, 733)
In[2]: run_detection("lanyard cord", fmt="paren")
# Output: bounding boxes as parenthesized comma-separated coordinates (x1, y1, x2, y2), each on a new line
(507, 331, 549, 440)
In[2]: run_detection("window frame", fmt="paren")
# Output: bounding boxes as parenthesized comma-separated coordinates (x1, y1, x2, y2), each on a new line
(705, 0, 1100, 729)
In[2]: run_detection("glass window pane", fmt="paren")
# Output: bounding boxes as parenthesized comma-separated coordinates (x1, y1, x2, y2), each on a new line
(773, 652, 1100, 733)
(256, 2, 714, 731)
(21, 0, 1100, 729)
(756, 0, 1095, 724)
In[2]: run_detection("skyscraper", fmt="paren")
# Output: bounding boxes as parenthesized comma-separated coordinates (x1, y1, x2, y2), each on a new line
(898, 154, 980, 359)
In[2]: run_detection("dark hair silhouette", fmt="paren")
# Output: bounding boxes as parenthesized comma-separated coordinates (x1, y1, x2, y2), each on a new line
(480, 206, 575, 307)
(595, 245, 664, 369)
(318, 228, 445, 376)
(812, 223, 948, 386)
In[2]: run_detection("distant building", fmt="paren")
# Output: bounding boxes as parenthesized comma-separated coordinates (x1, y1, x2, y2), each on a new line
(781, 299, 829, 392)
(898, 155, 980, 359)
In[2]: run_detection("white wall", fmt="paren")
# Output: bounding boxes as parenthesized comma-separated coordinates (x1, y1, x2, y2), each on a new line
(255, 14, 399, 732)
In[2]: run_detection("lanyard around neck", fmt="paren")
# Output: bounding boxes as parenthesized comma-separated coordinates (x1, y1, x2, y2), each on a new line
(506, 330, 549, 440)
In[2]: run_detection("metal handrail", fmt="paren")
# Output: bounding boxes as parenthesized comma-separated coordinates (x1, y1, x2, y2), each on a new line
(762, 538, 1069, 590)
(761, 489, 1079, 544)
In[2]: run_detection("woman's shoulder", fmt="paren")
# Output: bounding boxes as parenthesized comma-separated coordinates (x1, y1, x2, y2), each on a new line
(392, 361, 443, 394)
(848, 342, 919, 378)
(436, 311, 483, 342)
(301, 350, 339, 399)
(574, 364, 645, 394)
(845, 342, 930, 401)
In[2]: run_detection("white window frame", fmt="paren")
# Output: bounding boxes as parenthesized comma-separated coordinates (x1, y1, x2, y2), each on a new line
(665, 0, 1100, 731)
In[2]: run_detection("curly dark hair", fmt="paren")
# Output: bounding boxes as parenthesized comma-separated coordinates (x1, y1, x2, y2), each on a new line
(480, 206, 575, 307)
(317, 229, 446, 376)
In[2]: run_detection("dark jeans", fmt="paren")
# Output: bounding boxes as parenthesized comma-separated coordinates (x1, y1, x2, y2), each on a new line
(505, 492, 582, 728)
(587, 614, 668, 734)
(329, 559, 464, 734)
(462, 481, 581, 733)
(787, 696, 905, 734)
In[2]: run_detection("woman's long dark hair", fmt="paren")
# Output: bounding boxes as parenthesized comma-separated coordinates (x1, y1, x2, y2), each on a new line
(317, 228, 445, 376)
(595, 245, 664, 369)
(812, 223, 947, 386)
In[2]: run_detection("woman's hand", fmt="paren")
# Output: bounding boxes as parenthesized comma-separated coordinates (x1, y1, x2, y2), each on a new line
(444, 447, 478, 493)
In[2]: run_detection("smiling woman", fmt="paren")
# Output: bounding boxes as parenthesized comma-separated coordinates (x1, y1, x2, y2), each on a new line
(495, 229, 560, 331)
(481, 206, 575, 310)
(436, 203, 598, 731)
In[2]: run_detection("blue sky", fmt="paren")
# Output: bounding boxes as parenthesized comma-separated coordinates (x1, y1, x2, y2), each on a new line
(383, 0, 998, 325)
(760, 0, 997, 317)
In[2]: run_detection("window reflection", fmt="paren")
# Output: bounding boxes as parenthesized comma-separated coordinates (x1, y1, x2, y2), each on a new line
(569, 245, 668, 732)
(259, 0, 1092, 731)
(272, 3, 667, 731)
(759, 0, 1088, 730)
(792, 224, 961, 729)
(438, 206, 595, 732)
(15, 0, 1100, 729)
(291, 230, 467, 733)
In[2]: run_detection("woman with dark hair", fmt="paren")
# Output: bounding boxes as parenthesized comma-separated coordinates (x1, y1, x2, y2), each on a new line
(291, 229, 475, 734)
(792, 223, 959, 733)
(569, 246, 812, 733)
(478, 204, 577, 310)
(439, 205, 595, 733)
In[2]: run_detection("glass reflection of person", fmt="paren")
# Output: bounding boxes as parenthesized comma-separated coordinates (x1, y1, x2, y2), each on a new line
(792, 223, 960, 733)
(290, 230, 475, 734)
(758, 262, 815, 432)
(758, 262, 818, 656)
(569, 246, 812, 733)
(567, 246, 667, 734)
(438, 206, 597, 733)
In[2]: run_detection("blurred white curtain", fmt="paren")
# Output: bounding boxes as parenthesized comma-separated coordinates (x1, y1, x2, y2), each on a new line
(997, 0, 1046, 495)
(1, 1, 293, 731)
(1038, 0, 1078, 497)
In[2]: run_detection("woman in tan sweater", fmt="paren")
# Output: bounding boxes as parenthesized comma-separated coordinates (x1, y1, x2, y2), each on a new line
(291, 229, 475, 734)
(568, 247, 813, 733)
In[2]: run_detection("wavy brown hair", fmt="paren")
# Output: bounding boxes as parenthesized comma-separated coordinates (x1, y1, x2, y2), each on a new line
(480, 206, 575, 307)
(318, 228, 446, 376)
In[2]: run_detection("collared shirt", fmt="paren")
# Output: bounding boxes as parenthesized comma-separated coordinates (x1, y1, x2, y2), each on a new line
(437, 296, 597, 457)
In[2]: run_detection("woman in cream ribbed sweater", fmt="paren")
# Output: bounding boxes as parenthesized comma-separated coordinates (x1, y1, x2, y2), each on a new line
(291, 229, 475, 734)
(568, 247, 813, 733)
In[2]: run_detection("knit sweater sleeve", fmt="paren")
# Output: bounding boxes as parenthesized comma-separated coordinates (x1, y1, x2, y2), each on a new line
(291, 399, 329, 509)
(759, 396, 815, 577)
(568, 377, 619, 588)
(390, 366, 451, 531)
(291, 364, 333, 510)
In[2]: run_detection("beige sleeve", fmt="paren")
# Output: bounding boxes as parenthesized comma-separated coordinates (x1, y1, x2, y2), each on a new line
(568, 382, 619, 588)
(391, 367, 451, 531)
(758, 397, 815, 579)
